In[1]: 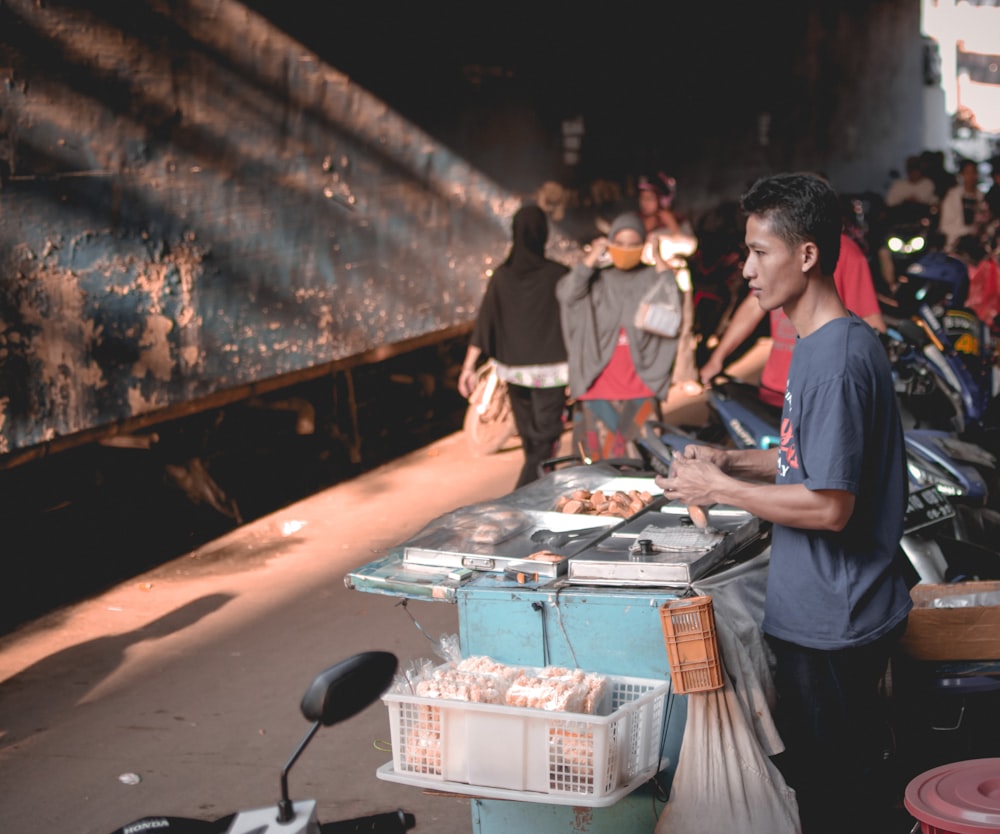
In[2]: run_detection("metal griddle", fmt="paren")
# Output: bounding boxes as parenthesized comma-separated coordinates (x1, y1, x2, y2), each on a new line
(401, 508, 621, 577)
(400, 476, 663, 578)
(566, 503, 769, 587)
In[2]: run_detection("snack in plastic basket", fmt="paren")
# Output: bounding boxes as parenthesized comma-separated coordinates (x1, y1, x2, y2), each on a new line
(549, 726, 597, 783)
(381, 664, 670, 804)
(407, 657, 610, 714)
(416, 670, 507, 704)
(506, 672, 586, 712)
(412, 655, 527, 704)
(402, 704, 442, 773)
(456, 655, 525, 684)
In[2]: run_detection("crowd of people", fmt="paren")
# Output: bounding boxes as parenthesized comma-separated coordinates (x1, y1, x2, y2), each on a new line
(459, 154, 998, 561)
(874, 152, 999, 304)
(458, 157, 999, 834)
(463, 153, 1000, 487)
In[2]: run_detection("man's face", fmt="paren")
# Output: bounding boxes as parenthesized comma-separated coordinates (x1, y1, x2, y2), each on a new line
(743, 214, 806, 312)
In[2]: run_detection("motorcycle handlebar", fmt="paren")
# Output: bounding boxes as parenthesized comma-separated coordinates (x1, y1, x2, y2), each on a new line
(320, 809, 416, 833)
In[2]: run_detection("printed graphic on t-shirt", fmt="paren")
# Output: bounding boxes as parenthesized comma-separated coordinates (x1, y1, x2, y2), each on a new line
(778, 417, 798, 478)
(777, 389, 798, 480)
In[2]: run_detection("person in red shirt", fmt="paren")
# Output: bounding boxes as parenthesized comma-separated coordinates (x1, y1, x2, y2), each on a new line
(557, 212, 684, 461)
(953, 234, 1000, 331)
(699, 233, 886, 405)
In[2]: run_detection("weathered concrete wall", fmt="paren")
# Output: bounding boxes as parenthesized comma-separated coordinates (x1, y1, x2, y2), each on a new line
(0, 0, 519, 461)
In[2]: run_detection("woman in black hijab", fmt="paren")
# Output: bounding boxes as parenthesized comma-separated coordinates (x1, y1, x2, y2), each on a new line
(458, 204, 570, 487)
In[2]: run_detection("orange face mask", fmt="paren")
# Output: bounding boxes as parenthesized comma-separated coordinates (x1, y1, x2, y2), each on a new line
(606, 243, 644, 271)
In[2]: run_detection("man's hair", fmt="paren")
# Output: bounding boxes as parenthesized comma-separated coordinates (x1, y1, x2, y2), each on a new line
(740, 173, 842, 275)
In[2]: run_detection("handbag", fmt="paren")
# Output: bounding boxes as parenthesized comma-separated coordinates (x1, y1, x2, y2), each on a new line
(634, 272, 682, 338)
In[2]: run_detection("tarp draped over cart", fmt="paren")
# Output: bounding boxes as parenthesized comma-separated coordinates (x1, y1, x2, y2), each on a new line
(656, 550, 801, 834)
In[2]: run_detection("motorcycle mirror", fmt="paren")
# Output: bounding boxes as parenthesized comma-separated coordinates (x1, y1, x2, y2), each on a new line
(896, 318, 929, 348)
(300, 651, 398, 726)
(278, 652, 399, 824)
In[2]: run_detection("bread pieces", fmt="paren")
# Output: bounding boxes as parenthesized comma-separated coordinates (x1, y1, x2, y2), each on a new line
(412, 657, 608, 715)
(554, 488, 655, 518)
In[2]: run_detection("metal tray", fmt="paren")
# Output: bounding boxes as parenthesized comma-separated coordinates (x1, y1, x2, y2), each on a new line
(566, 503, 768, 587)
(402, 508, 621, 577)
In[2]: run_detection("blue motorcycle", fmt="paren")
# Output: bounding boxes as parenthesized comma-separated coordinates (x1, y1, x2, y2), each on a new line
(886, 252, 1000, 455)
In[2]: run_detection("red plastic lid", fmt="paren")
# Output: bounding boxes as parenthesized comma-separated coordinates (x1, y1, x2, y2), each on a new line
(905, 758, 1000, 834)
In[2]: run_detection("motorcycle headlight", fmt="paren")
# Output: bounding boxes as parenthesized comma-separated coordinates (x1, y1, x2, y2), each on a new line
(909, 236, 926, 253)
(906, 449, 967, 497)
(888, 236, 904, 252)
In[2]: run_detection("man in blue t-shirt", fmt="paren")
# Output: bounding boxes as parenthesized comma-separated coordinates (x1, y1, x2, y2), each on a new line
(657, 173, 911, 834)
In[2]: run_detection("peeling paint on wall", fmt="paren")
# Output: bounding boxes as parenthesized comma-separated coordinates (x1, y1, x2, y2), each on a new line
(0, 0, 521, 459)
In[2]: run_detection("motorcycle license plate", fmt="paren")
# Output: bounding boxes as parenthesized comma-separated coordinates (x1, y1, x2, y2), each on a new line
(904, 485, 955, 534)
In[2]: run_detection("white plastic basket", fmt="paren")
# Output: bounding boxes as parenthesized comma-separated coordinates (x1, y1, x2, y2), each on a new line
(378, 666, 671, 807)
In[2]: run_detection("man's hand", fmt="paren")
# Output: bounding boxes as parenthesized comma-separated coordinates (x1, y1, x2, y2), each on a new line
(682, 445, 730, 468)
(699, 354, 724, 386)
(655, 450, 727, 507)
(458, 368, 477, 399)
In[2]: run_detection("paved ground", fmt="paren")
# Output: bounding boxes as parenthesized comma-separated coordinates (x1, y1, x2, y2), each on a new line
(0, 344, 762, 834)
(0, 425, 529, 834)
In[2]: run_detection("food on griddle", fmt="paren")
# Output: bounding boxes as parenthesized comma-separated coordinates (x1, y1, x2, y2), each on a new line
(526, 550, 563, 563)
(687, 504, 710, 529)
(554, 487, 655, 517)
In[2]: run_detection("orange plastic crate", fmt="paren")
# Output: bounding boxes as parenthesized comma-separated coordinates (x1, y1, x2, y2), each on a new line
(659, 595, 724, 694)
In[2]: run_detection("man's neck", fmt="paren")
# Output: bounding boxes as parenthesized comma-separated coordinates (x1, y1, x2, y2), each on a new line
(782, 274, 849, 339)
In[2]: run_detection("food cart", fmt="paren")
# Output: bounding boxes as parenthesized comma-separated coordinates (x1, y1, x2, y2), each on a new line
(346, 463, 774, 833)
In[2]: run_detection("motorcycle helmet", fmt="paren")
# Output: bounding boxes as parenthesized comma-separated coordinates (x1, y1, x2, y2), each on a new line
(905, 251, 970, 308)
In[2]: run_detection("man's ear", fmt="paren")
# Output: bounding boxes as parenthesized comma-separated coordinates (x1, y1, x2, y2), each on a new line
(800, 241, 820, 273)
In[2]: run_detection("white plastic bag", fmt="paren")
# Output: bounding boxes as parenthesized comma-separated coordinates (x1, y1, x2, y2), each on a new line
(635, 272, 683, 337)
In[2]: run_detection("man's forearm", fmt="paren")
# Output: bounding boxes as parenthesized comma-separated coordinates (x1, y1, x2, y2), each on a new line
(709, 295, 765, 362)
(714, 479, 855, 531)
(722, 447, 778, 481)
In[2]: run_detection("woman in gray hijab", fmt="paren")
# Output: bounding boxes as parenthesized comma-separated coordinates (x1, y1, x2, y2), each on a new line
(556, 211, 682, 461)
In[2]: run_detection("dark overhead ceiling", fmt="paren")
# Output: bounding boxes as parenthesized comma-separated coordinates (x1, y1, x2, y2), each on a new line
(240, 1, 791, 121)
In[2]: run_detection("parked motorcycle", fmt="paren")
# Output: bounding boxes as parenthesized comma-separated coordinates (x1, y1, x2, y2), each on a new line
(882, 257, 1000, 456)
(109, 652, 415, 834)
(873, 201, 938, 296)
